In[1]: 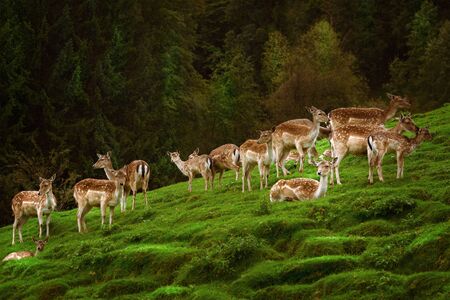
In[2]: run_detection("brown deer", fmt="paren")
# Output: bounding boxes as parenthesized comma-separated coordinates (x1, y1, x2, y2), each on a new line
(208, 144, 240, 187)
(3, 237, 48, 261)
(270, 158, 336, 202)
(367, 127, 432, 183)
(11, 174, 57, 245)
(329, 93, 410, 129)
(168, 150, 213, 192)
(74, 168, 127, 233)
(239, 129, 274, 192)
(93, 152, 150, 212)
(272, 106, 329, 177)
(330, 114, 418, 185)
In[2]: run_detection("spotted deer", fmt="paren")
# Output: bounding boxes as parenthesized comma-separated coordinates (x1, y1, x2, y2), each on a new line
(330, 114, 419, 185)
(11, 174, 57, 245)
(329, 93, 411, 129)
(168, 150, 213, 192)
(270, 158, 336, 202)
(93, 152, 150, 212)
(74, 168, 127, 233)
(239, 129, 274, 192)
(367, 127, 432, 183)
(272, 106, 329, 177)
(209, 144, 240, 187)
(3, 237, 48, 261)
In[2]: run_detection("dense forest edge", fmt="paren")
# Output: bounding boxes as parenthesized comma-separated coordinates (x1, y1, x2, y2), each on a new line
(0, 104, 449, 299)
(1, 0, 449, 225)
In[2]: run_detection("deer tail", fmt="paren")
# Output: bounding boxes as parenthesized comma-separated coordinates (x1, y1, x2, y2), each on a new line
(367, 135, 377, 155)
(136, 162, 149, 179)
(232, 148, 240, 165)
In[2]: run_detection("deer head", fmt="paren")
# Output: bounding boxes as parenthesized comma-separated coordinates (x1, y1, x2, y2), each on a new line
(386, 93, 411, 109)
(398, 113, 419, 133)
(93, 151, 113, 169)
(188, 148, 200, 160)
(167, 151, 181, 162)
(314, 158, 337, 177)
(257, 128, 274, 144)
(38, 174, 55, 196)
(32, 236, 48, 252)
(306, 106, 329, 123)
(108, 167, 127, 187)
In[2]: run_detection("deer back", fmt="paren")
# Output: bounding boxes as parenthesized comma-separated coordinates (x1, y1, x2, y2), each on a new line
(2, 251, 34, 261)
(210, 144, 239, 170)
(125, 160, 150, 187)
(240, 140, 268, 164)
(12, 191, 47, 218)
(74, 178, 118, 207)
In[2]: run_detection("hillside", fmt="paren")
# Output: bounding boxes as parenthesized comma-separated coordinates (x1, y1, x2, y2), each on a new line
(0, 105, 449, 299)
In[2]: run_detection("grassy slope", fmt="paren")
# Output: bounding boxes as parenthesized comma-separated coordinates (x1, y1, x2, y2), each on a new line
(1, 105, 449, 300)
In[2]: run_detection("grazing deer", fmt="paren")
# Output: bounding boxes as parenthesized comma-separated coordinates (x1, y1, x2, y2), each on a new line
(11, 174, 57, 245)
(330, 114, 418, 185)
(168, 150, 213, 192)
(329, 93, 411, 129)
(74, 168, 127, 233)
(93, 152, 150, 212)
(367, 127, 432, 183)
(3, 237, 48, 261)
(239, 129, 274, 192)
(272, 106, 329, 177)
(208, 144, 240, 187)
(270, 158, 336, 202)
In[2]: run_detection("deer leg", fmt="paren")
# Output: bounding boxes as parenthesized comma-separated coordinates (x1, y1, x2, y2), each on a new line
(109, 206, 114, 228)
(132, 188, 137, 211)
(396, 152, 404, 179)
(219, 170, 224, 189)
(143, 178, 149, 207)
(294, 143, 305, 173)
(334, 150, 346, 185)
(12, 217, 18, 245)
(377, 151, 386, 182)
(245, 166, 252, 192)
(308, 146, 318, 165)
(77, 207, 83, 233)
(188, 173, 193, 192)
(37, 211, 43, 238)
(81, 206, 91, 233)
(258, 160, 264, 190)
(241, 162, 247, 192)
(235, 169, 239, 181)
(46, 214, 51, 237)
(265, 165, 270, 188)
(367, 147, 374, 184)
(281, 151, 290, 176)
(18, 217, 28, 243)
(274, 147, 281, 178)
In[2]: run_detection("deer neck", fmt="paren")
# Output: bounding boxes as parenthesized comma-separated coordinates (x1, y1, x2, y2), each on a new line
(114, 182, 124, 205)
(103, 161, 115, 180)
(266, 139, 274, 163)
(34, 249, 40, 257)
(314, 175, 328, 199)
(382, 102, 398, 122)
(173, 158, 189, 176)
(389, 122, 405, 134)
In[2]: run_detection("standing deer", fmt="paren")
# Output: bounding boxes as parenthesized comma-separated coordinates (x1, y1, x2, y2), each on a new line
(329, 93, 411, 129)
(93, 152, 150, 212)
(330, 114, 418, 185)
(367, 127, 432, 183)
(240, 129, 274, 192)
(168, 150, 213, 192)
(3, 237, 48, 261)
(209, 144, 240, 187)
(11, 174, 57, 245)
(272, 106, 329, 177)
(270, 158, 336, 202)
(74, 168, 127, 233)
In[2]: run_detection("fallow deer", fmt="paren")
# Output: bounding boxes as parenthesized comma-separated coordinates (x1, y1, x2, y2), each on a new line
(272, 106, 329, 177)
(330, 114, 418, 185)
(93, 152, 150, 212)
(239, 129, 274, 192)
(209, 144, 240, 187)
(11, 174, 57, 245)
(168, 150, 213, 192)
(3, 237, 48, 261)
(270, 158, 336, 202)
(367, 127, 432, 183)
(329, 93, 411, 129)
(74, 168, 127, 233)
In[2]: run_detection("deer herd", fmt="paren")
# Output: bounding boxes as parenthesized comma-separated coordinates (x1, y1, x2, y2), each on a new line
(3, 93, 433, 261)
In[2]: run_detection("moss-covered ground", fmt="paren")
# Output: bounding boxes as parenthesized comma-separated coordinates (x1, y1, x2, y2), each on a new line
(1, 104, 449, 299)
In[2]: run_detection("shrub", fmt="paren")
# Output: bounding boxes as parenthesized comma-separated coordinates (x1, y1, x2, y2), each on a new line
(352, 195, 416, 220)
(97, 278, 157, 298)
(254, 197, 272, 216)
(346, 220, 398, 237)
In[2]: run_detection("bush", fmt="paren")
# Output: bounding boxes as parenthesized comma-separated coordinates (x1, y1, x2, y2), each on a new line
(406, 272, 450, 299)
(27, 279, 70, 300)
(97, 278, 157, 298)
(298, 236, 366, 258)
(352, 195, 416, 220)
(346, 220, 398, 237)
(254, 197, 272, 216)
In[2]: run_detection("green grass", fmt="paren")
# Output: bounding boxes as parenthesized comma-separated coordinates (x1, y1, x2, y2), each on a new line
(1, 104, 450, 299)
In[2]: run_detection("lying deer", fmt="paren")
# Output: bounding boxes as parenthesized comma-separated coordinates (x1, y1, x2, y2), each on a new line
(240, 129, 274, 192)
(209, 144, 240, 187)
(329, 93, 410, 129)
(270, 158, 336, 202)
(272, 106, 329, 177)
(367, 127, 432, 183)
(93, 152, 150, 212)
(168, 150, 213, 192)
(74, 168, 127, 233)
(3, 237, 48, 262)
(11, 174, 57, 245)
(330, 113, 418, 185)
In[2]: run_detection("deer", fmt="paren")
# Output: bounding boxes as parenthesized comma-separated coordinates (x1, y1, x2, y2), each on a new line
(208, 144, 240, 187)
(168, 150, 213, 192)
(3, 237, 48, 262)
(272, 106, 329, 178)
(329, 93, 411, 130)
(93, 151, 150, 212)
(11, 174, 57, 245)
(367, 127, 432, 183)
(74, 168, 127, 233)
(270, 158, 337, 202)
(330, 113, 419, 185)
(239, 129, 274, 192)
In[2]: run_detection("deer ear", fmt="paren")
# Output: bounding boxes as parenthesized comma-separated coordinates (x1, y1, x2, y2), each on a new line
(305, 106, 312, 113)
(44, 236, 49, 243)
(386, 93, 395, 100)
(107, 151, 112, 158)
(32, 236, 36, 243)
(50, 174, 56, 182)
(166, 151, 171, 156)
(97, 153, 102, 159)
(39, 177, 44, 182)
(331, 157, 338, 165)
(271, 126, 276, 132)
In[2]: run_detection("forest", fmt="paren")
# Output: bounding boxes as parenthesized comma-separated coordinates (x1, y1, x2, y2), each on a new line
(1, 0, 449, 225)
